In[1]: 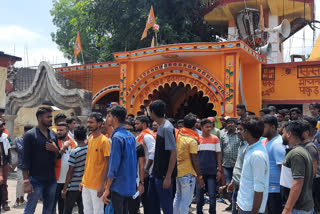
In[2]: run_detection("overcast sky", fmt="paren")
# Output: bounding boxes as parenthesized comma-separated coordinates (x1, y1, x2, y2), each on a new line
(0, 0, 319, 67)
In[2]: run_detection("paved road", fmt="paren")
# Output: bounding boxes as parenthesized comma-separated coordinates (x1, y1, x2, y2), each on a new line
(5, 171, 231, 214)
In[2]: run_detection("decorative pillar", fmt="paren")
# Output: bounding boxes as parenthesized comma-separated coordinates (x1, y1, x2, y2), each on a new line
(119, 63, 127, 106)
(224, 54, 237, 117)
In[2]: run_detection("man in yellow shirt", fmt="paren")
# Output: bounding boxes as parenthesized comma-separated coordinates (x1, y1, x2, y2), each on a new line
(80, 112, 110, 214)
(173, 114, 204, 214)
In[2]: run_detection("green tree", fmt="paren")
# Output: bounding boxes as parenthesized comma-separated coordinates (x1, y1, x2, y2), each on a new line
(51, 0, 217, 63)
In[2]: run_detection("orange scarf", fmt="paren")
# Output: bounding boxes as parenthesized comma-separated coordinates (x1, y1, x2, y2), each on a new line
(176, 128, 200, 143)
(55, 137, 76, 181)
(136, 128, 156, 145)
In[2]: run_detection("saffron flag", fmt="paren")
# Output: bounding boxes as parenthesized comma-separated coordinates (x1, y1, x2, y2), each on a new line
(151, 36, 155, 47)
(74, 32, 82, 59)
(141, 6, 155, 40)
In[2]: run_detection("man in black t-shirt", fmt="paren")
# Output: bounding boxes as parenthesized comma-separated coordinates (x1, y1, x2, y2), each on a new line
(148, 100, 176, 214)
(22, 107, 60, 214)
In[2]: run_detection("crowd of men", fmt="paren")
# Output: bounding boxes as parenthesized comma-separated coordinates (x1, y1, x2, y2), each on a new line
(0, 101, 319, 214)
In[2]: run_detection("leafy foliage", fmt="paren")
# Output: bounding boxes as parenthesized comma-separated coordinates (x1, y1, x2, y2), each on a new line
(51, 0, 217, 63)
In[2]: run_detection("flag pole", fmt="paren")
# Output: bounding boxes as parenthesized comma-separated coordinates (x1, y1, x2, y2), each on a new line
(155, 31, 158, 47)
(81, 50, 85, 65)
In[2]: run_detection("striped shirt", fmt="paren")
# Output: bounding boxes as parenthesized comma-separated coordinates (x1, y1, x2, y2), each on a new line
(198, 135, 221, 175)
(67, 145, 88, 191)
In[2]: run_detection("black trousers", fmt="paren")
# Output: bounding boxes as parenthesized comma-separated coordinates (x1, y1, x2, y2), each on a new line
(53, 183, 65, 214)
(141, 176, 150, 214)
(266, 193, 283, 214)
(63, 191, 84, 214)
(313, 177, 320, 212)
(111, 191, 130, 214)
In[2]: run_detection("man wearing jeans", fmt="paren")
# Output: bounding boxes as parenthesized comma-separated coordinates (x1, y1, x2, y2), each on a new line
(197, 118, 222, 214)
(103, 105, 137, 213)
(237, 119, 269, 214)
(227, 122, 248, 214)
(173, 114, 204, 214)
(220, 118, 240, 211)
(148, 100, 177, 214)
(22, 107, 60, 214)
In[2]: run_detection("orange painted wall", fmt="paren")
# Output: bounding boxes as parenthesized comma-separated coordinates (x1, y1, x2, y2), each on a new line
(91, 68, 119, 96)
(262, 62, 320, 103)
(241, 61, 262, 114)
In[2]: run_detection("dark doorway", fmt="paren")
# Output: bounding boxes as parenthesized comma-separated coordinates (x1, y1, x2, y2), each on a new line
(93, 91, 119, 116)
(140, 82, 217, 119)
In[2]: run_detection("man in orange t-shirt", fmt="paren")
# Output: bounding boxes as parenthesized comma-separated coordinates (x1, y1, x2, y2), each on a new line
(80, 112, 110, 214)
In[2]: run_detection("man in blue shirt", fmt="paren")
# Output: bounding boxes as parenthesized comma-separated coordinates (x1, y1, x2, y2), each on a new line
(103, 105, 137, 214)
(262, 115, 286, 214)
(237, 119, 269, 214)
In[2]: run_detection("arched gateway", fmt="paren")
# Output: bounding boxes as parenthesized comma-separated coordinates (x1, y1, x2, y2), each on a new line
(127, 62, 225, 117)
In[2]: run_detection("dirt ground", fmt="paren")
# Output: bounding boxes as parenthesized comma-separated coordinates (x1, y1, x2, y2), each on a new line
(5, 170, 231, 214)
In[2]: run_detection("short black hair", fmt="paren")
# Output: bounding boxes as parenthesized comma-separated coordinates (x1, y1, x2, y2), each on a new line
(54, 113, 67, 124)
(177, 120, 184, 124)
(125, 119, 135, 127)
(282, 109, 290, 114)
(226, 118, 236, 124)
(300, 120, 310, 133)
(135, 115, 150, 126)
(241, 118, 264, 139)
(247, 111, 255, 116)
(284, 121, 304, 140)
(303, 116, 318, 129)
(149, 100, 166, 118)
(183, 114, 197, 129)
(110, 105, 127, 123)
(36, 107, 52, 119)
(268, 106, 277, 112)
(24, 125, 34, 132)
(236, 104, 246, 111)
(168, 118, 176, 126)
(57, 122, 68, 128)
(88, 112, 103, 123)
(290, 107, 301, 115)
(127, 114, 135, 118)
(259, 108, 271, 114)
(278, 110, 286, 117)
(74, 126, 87, 141)
(201, 118, 212, 127)
(263, 115, 278, 128)
(66, 117, 76, 124)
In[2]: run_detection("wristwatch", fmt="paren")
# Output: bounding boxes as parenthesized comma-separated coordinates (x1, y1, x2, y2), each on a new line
(139, 181, 144, 185)
(61, 189, 67, 194)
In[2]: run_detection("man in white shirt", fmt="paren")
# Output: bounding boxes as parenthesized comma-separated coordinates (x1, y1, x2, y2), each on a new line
(53, 122, 76, 214)
(135, 115, 156, 214)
